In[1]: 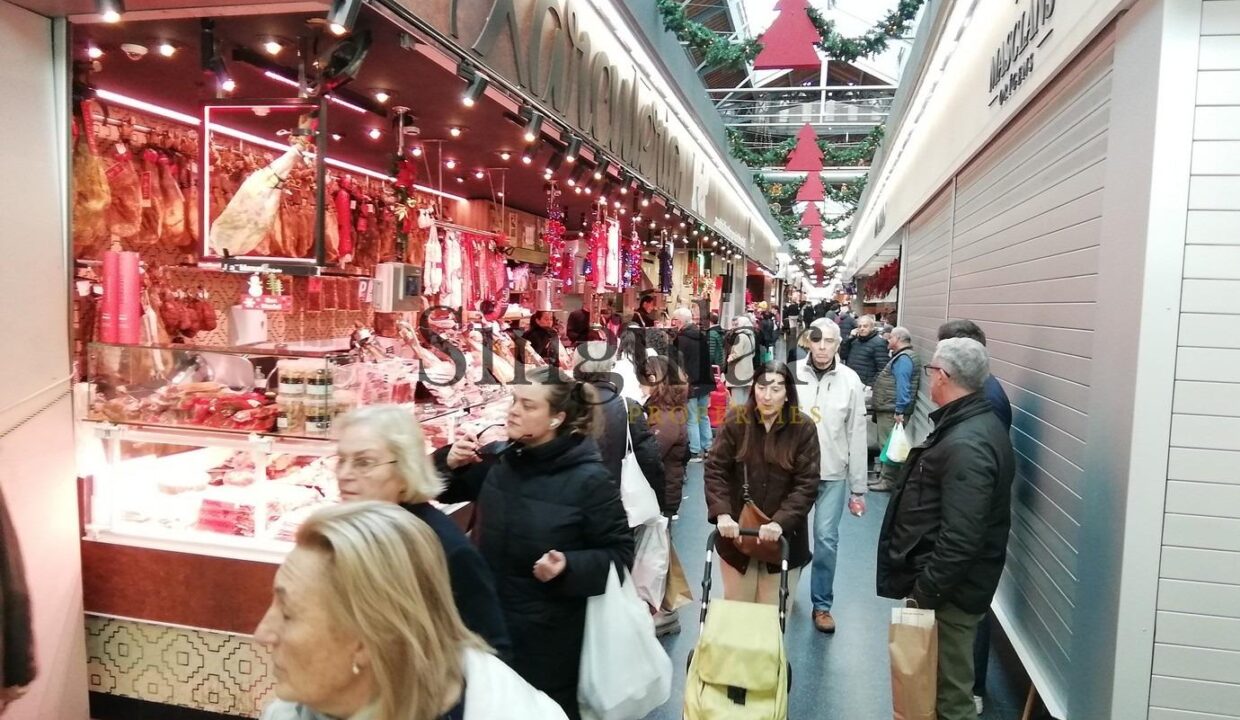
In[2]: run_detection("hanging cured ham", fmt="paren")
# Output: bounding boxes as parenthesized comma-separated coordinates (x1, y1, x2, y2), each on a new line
(105, 146, 142, 240)
(183, 164, 199, 246)
(158, 158, 186, 244)
(209, 146, 305, 256)
(334, 183, 354, 261)
(72, 132, 112, 258)
(138, 149, 164, 245)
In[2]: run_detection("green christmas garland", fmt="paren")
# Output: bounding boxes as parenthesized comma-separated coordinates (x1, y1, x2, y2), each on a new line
(727, 125, 884, 168)
(656, 0, 924, 71)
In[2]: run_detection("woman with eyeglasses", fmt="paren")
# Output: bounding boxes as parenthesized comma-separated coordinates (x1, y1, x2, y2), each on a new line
(333, 406, 511, 661)
(433, 367, 634, 720)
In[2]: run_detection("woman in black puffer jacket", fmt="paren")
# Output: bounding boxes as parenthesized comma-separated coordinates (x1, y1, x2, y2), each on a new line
(434, 367, 634, 720)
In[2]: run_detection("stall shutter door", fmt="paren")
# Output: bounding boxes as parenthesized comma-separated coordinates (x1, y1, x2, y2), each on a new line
(947, 33, 1115, 710)
(900, 186, 952, 443)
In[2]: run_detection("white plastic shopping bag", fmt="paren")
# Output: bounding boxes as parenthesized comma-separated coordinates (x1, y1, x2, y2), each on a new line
(579, 565, 673, 720)
(630, 517, 670, 612)
(886, 423, 912, 463)
(620, 421, 661, 527)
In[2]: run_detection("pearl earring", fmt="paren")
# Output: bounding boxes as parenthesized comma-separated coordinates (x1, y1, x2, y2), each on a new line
(352, 661, 360, 676)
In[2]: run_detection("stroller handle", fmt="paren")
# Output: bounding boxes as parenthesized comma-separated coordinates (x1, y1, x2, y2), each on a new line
(701, 529, 791, 634)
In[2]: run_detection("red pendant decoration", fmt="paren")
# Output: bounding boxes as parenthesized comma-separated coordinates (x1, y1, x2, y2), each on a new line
(809, 225, 824, 266)
(543, 184, 569, 283)
(754, 0, 822, 72)
(800, 203, 823, 228)
(796, 172, 826, 202)
(784, 123, 824, 172)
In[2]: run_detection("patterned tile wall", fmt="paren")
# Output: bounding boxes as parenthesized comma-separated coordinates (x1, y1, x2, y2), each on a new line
(85, 615, 274, 718)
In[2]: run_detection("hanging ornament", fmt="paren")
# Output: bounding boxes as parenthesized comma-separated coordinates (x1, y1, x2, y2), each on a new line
(753, 0, 822, 71)
(659, 232, 673, 294)
(624, 226, 642, 289)
(796, 172, 826, 202)
(785, 123, 824, 172)
(543, 183, 569, 283)
(810, 225, 824, 266)
(800, 203, 823, 228)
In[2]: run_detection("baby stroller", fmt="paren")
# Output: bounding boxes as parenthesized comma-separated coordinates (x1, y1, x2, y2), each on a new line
(684, 529, 790, 719)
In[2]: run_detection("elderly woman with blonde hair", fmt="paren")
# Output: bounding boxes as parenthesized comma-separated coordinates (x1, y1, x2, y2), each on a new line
(332, 406, 509, 658)
(257, 502, 566, 720)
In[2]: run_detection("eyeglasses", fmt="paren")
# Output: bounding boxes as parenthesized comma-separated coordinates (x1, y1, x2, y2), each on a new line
(923, 365, 951, 378)
(332, 455, 398, 474)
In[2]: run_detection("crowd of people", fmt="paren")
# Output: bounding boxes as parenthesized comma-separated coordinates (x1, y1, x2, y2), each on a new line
(250, 296, 1016, 720)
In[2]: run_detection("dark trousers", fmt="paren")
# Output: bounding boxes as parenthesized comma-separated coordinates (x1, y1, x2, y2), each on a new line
(973, 611, 993, 695)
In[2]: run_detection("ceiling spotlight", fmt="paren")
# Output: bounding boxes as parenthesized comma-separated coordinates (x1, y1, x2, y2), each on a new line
(583, 185, 593, 195)
(522, 142, 540, 165)
(87, 45, 104, 59)
(371, 89, 394, 104)
(499, 151, 512, 161)
(650, 221, 657, 229)
(613, 200, 621, 209)
(620, 207, 627, 215)
(331, 132, 343, 141)
(410, 145, 423, 157)
(97, 0, 124, 23)
(449, 126, 464, 138)
(568, 165, 587, 187)
(680, 221, 687, 228)
(445, 159, 457, 169)
(461, 72, 488, 107)
(497, 191, 505, 198)
(157, 41, 178, 58)
(474, 169, 486, 180)
(574, 186, 583, 195)
(456, 176, 465, 184)
(545, 152, 564, 177)
(641, 196, 650, 208)
(564, 136, 582, 163)
(593, 158, 610, 181)
(327, 0, 362, 36)
(521, 109, 544, 143)
(220, 76, 237, 93)
(368, 127, 382, 140)
(262, 37, 288, 56)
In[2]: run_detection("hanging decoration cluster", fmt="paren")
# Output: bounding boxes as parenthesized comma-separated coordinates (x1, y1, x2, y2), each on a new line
(865, 256, 901, 300)
(543, 184, 570, 283)
(656, 0, 924, 72)
(623, 227, 643, 289)
(390, 156, 420, 260)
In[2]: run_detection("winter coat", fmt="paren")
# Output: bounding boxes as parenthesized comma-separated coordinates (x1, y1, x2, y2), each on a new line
(0, 488, 33, 689)
(673, 324, 715, 399)
(644, 399, 689, 514)
(565, 309, 590, 344)
(588, 382, 666, 511)
(757, 312, 779, 347)
(260, 648, 569, 720)
(793, 358, 869, 493)
(706, 324, 726, 368)
(401, 503, 510, 660)
(704, 407, 821, 573)
(724, 328, 756, 389)
(984, 374, 1013, 430)
(846, 331, 889, 386)
(872, 347, 921, 415)
(521, 325, 559, 365)
(876, 393, 1015, 614)
(434, 434, 635, 719)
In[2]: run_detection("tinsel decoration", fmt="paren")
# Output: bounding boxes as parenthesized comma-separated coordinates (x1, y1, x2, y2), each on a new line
(624, 226, 642, 289)
(585, 220, 606, 288)
(543, 184, 569, 283)
(659, 232, 673, 294)
(390, 156, 419, 260)
(656, 0, 924, 71)
(865, 257, 901, 300)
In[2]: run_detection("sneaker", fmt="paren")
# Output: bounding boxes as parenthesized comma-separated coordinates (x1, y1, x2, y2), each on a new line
(868, 479, 895, 492)
(688, 454, 703, 463)
(812, 610, 836, 633)
(973, 695, 984, 715)
(654, 610, 681, 637)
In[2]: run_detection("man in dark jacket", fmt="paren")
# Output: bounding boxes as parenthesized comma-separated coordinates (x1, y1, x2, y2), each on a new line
(522, 311, 561, 365)
(870, 326, 920, 492)
(631, 294, 658, 328)
(937, 318, 1013, 713)
(877, 338, 1015, 720)
(845, 315, 889, 386)
(671, 307, 715, 460)
(706, 312, 726, 368)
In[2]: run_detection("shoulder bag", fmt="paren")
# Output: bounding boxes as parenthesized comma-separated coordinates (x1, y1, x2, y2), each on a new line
(734, 466, 782, 565)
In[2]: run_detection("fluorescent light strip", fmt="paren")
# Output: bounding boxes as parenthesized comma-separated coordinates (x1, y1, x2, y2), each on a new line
(262, 71, 367, 114)
(94, 88, 467, 202)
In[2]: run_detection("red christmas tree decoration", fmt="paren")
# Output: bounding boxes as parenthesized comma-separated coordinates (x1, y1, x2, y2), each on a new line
(800, 202, 823, 228)
(809, 225, 824, 265)
(754, 0, 822, 71)
(796, 172, 826, 202)
(784, 123, 824, 172)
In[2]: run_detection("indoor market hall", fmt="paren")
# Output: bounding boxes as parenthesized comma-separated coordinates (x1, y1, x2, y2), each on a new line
(0, 1, 1236, 720)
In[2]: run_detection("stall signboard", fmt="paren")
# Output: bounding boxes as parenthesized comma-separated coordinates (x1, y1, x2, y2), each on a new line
(391, 0, 776, 266)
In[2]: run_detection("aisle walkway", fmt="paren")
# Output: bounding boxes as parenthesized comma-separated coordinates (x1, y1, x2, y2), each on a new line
(646, 463, 1028, 719)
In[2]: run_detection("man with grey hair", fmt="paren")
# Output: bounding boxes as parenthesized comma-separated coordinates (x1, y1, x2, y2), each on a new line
(877, 338, 1015, 720)
(794, 318, 869, 633)
(870, 326, 920, 491)
(671, 307, 714, 460)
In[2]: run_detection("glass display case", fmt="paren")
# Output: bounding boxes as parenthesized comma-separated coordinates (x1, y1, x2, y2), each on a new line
(80, 342, 513, 562)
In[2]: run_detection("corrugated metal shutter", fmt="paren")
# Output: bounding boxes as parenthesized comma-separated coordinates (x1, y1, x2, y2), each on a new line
(947, 35, 1115, 709)
(900, 187, 952, 444)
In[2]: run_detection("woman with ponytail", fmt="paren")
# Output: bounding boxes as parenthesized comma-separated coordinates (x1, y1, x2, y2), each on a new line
(433, 367, 634, 720)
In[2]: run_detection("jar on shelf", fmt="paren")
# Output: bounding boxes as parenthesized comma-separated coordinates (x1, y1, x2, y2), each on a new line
(305, 402, 333, 435)
(277, 362, 305, 396)
(276, 396, 305, 434)
(306, 369, 333, 398)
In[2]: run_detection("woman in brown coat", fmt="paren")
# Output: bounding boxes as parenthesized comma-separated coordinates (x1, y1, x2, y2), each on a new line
(704, 361, 821, 607)
(639, 356, 689, 516)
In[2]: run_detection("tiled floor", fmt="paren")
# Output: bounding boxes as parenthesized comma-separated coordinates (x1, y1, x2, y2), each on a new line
(645, 462, 1032, 719)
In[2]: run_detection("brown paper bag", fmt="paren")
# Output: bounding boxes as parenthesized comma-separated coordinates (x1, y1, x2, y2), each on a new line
(660, 544, 693, 612)
(889, 605, 937, 720)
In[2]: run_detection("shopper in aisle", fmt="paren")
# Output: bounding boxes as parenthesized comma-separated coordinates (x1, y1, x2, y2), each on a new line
(433, 368, 634, 720)
(869, 327, 920, 492)
(573, 341, 666, 506)
(632, 294, 658, 328)
(638, 356, 690, 518)
(845, 314, 889, 386)
(332, 407, 510, 660)
(724, 316, 757, 407)
(795, 318, 869, 633)
(522, 311, 560, 365)
(936, 319, 1013, 715)
(706, 311, 726, 369)
(704, 362, 820, 607)
(565, 306, 590, 347)
(670, 307, 715, 461)
(0, 485, 34, 714)
(877, 338, 1015, 720)
(256, 502, 566, 720)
